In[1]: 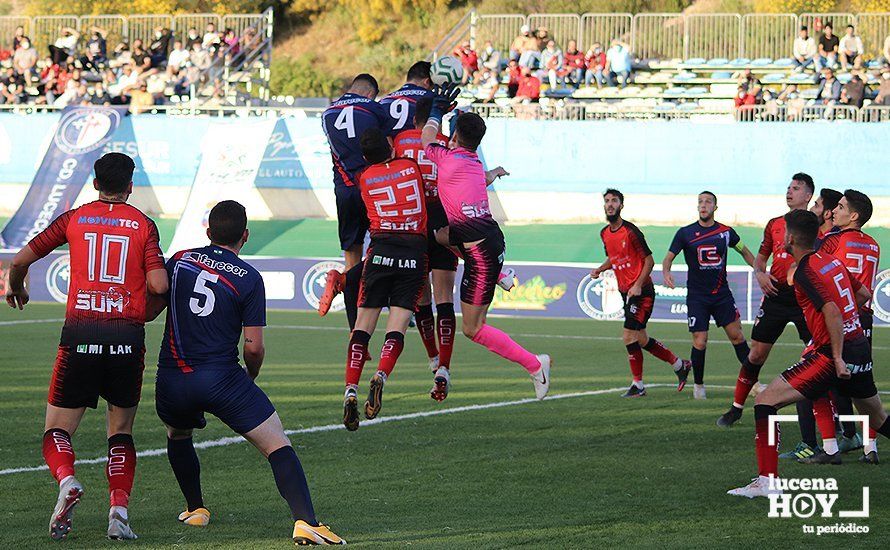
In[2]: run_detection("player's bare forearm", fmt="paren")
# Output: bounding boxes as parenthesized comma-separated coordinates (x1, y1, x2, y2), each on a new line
(823, 303, 845, 361)
(146, 268, 169, 296)
(243, 327, 265, 379)
(738, 245, 756, 268)
(636, 255, 655, 286)
(661, 252, 676, 287)
(421, 120, 441, 148)
(145, 293, 168, 322)
(592, 258, 611, 278)
(855, 285, 871, 308)
(485, 167, 509, 186)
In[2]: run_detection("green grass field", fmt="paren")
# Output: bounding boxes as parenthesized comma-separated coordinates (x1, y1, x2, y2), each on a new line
(1, 304, 888, 548)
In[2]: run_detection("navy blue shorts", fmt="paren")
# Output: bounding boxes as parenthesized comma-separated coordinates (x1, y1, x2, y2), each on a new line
(155, 367, 276, 435)
(335, 185, 370, 251)
(687, 294, 740, 333)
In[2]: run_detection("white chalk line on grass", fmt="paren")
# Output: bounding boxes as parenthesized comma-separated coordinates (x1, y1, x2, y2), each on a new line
(0, 383, 691, 477)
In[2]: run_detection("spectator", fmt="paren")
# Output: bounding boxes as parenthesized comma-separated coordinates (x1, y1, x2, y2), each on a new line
(12, 38, 37, 79)
(884, 34, 890, 64)
(792, 25, 817, 72)
(817, 23, 839, 70)
(475, 69, 500, 102)
(49, 27, 80, 65)
(814, 67, 841, 105)
(108, 63, 138, 98)
(109, 42, 131, 69)
(511, 24, 540, 68)
(584, 43, 606, 87)
(513, 66, 541, 103)
(734, 85, 756, 109)
(185, 27, 202, 50)
(453, 42, 478, 84)
(52, 63, 73, 99)
(840, 69, 867, 108)
(605, 39, 632, 87)
(0, 66, 26, 104)
(81, 28, 108, 72)
(12, 25, 25, 51)
(540, 40, 563, 88)
(190, 41, 211, 71)
(223, 28, 239, 54)
(168, 40, 190, 72)
(875, 67, 890, 105)
(562, 40, 585, 88)
(506, 59, 521, 98)
(735, 68, 762, 101)
(238, 26, 259, 60)
(534, 27, 550, 51)
(202, 23, 221, 52)
(839, 25, 863, 71)
(89, 81, 111, 105)
(131, 39, 151, 71)
(479, 41, 501, 72)
(129, 80, 154, 114)
(149, 27, 173, 68)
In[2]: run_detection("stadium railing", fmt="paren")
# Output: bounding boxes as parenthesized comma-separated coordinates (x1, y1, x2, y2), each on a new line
(434, 9, 890, 62)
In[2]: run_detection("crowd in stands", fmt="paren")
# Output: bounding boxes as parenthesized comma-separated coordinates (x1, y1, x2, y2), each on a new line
(0, 22, 260, 111)
(453, 19, 890, 114)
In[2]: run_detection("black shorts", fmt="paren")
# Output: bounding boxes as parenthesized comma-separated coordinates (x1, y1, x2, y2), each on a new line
(459, 232, 505, 306)
(781, 339, 876, 400)
(359, 240, 427, 310)
(427, 202, 458, 272)
(751, 286, 811, 344)
(861, 310, 873, 344)
(687, 293, 740, 333)
(155, 367, 276, 435)
(621, 284, 655, 331)
(49, 340, 146, 409)
(335, 185, 370, 251)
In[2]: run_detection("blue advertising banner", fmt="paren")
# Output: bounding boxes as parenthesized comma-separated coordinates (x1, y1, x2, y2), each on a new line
(6, 252, 887, 327)
(0, 107, 124, 249)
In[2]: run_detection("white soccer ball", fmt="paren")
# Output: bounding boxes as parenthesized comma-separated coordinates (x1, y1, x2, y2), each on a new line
(431, 56, 464, 85)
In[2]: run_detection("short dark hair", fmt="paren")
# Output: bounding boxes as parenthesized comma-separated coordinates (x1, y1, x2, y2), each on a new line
(351, 73, 379, 95)
(94, 152, 135, 194)
(792, 172, 815, 194)
(819, 188, 843, 213)
(406, 61, 431, 82)
(699, 190, 717, 204)
(360, 127, 391, 164)
(800, 25, 808, 31)
(824, 22, 833, 29)
(784, 209, 819, 250)
(603, 188, 624, 204)
(454, 112, 486, 150)
(414, 96, 433, 127)
(847, 24, 854, 30)
(208, 200, 247, 247)
(843, 189, 873, 226)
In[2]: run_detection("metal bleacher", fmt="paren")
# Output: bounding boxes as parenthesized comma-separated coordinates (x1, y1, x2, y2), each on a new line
(432, 9, 890, 121)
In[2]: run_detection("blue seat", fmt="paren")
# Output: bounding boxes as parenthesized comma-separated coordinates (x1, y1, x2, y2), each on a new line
(664, 87, 685, 96)
(685, 57, 707, 65)
(710, 71, 733, 79)
(655, 102, 676, 111)
(674, 72, 697, 81)
(762, 73, 785, 83)
(801, 89, 818, 99)
(707, 58, 730, 66)
(684, 86, 709, 95)
(837, 73, 852, 84)
(729, 58, 751, 67)
(545, 88, 574, 98)
(774, 58, 794, 67)
(678, 101, 700, 111)
(866, 59, 883, 69)
(751, 58, 773, 66)
(789, 72, 811, 82)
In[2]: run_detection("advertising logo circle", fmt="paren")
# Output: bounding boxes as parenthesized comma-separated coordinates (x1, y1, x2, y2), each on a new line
(54, 109, 120, 155)
(46, 254, 70, 304)
(302, 261, 346, 312)
(872, 269, 890, 323)
(576, 271, 625, 320)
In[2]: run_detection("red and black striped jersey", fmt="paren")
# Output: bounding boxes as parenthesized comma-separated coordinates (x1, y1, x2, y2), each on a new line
(794, 251, 864, 349)
(359, 158, 427, 238)
(600, 220, 653, 293)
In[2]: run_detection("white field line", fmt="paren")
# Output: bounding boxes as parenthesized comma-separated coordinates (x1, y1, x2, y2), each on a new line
(0, 383, 694, 476)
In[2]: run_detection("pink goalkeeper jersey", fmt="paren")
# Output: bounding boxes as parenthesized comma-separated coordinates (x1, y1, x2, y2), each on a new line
(424, 144, 500, 244)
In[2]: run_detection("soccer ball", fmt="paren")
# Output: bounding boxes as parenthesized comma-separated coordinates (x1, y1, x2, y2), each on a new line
(431, 56, 464, 85)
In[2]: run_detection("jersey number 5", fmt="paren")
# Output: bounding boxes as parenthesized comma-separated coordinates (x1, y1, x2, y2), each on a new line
(190, 271, 218, 317)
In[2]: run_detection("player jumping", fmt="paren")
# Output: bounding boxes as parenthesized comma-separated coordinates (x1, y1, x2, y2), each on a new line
(151, 201, 344, 545)
(592, 189, 691, 398)
(319, 73, 388, 327)
(718, 174, 814, 427)
(342, 128, 429, 430)
(420, 85, 551, 400)
(662, 191, 755, 399)
(380, 61, 434, 135)
(728, 210, 890, 498)
(5, 153, 168, 540)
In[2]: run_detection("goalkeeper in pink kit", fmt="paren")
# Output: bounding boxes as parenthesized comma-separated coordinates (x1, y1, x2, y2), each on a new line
(420, 84, 551, 400)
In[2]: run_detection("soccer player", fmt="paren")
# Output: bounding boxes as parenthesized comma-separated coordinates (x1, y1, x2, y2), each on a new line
(5, 153, 167, 540)
(420, 85, 551, 400)
(718, 174, 815, 427)
(342, 128, 428, 430)
(662, 191, 755, 399)
(152, 201, 344, 545)
(393, 96, 459, 399)
(782, 187, 843, 461)
(818, 190, 881, 463)
(319, 73, 389, 323)
(380, 60, 434, 135)
(728, 210, 890, 498)
(592, 189, 691, 397)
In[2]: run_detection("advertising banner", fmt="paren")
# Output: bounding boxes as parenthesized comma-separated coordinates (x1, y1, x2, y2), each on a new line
(0, 107, 124, 249)
(10, 253, 886, 327)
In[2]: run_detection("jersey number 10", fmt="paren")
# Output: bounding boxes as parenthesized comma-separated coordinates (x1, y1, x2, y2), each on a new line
(83, 233, 129, 284)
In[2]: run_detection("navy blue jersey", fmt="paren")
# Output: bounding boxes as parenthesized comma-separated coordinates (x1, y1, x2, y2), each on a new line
(158, 245, 266, 372)
(322, 93, 389, 187)
(379, 83, 434, 135)
(669, 222, 742, 297)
